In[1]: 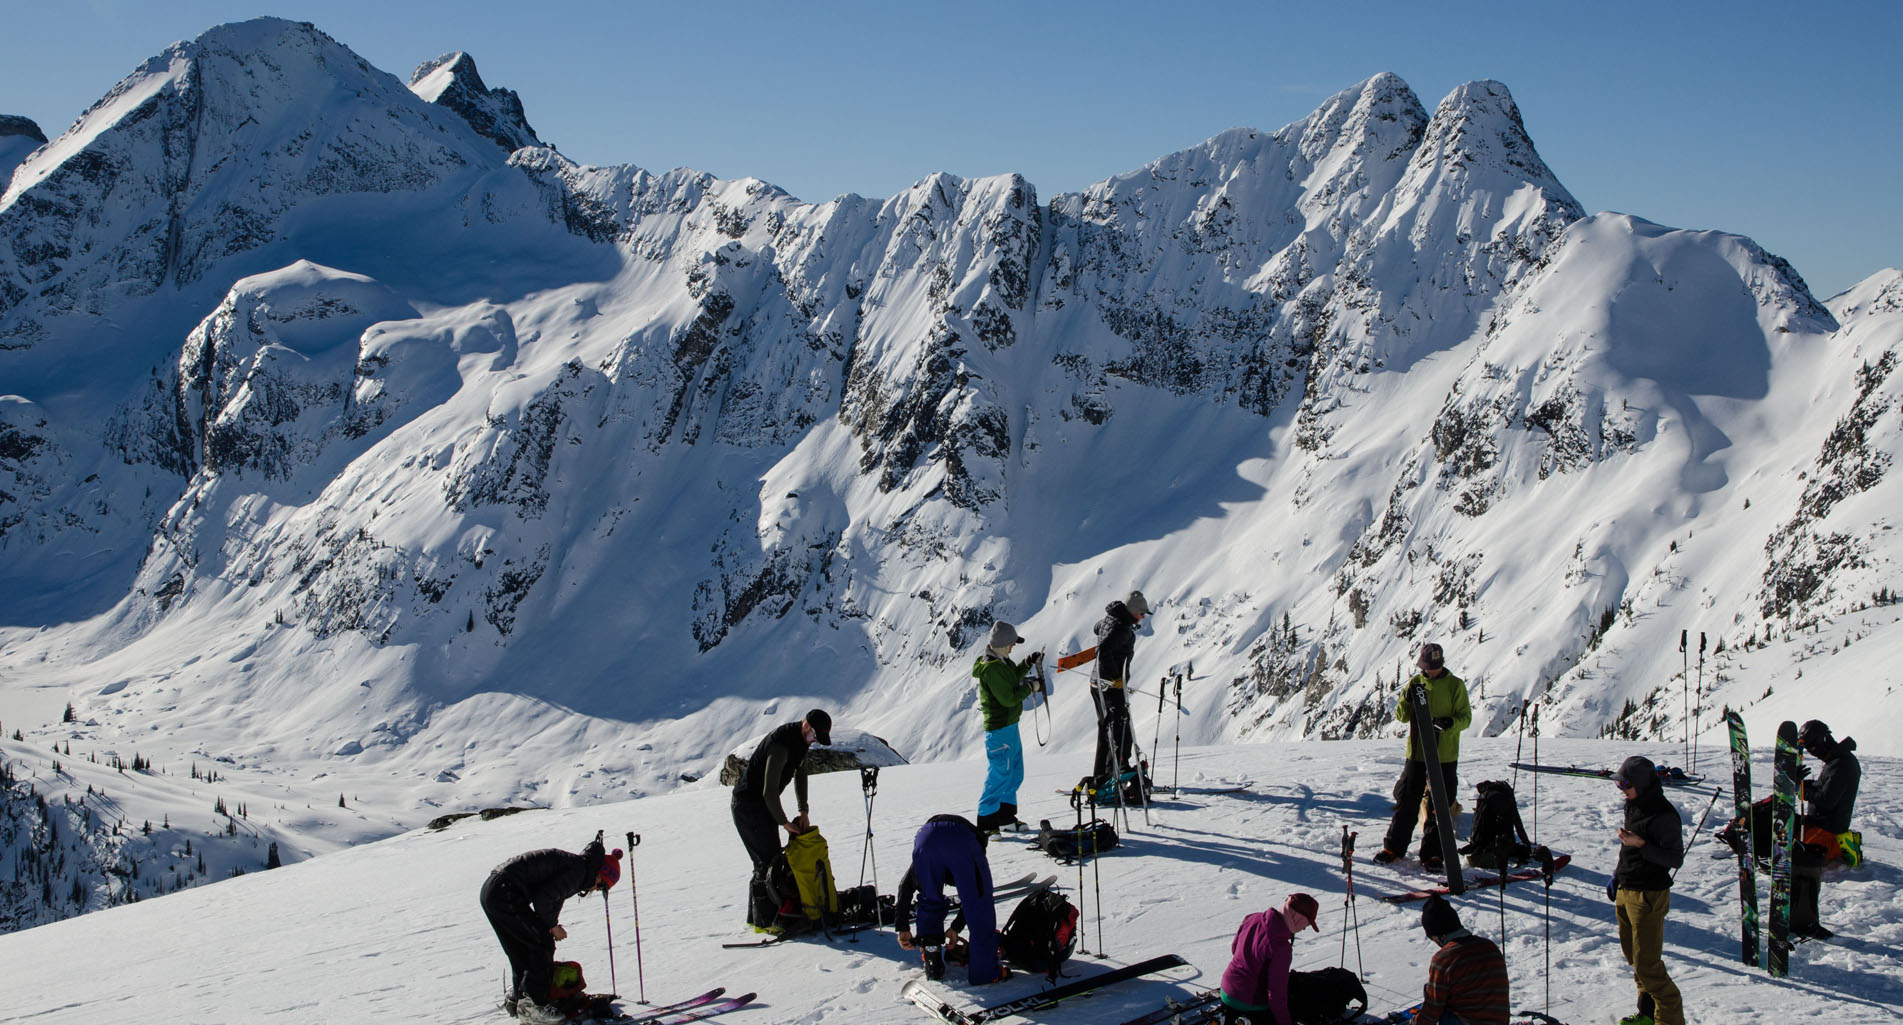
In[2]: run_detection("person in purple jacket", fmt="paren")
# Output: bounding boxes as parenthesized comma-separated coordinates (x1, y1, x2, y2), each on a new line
(1218, 892, 1320, 1025)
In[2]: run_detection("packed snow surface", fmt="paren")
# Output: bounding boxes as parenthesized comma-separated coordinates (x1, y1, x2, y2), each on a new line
(0, 735, 1895, 1024)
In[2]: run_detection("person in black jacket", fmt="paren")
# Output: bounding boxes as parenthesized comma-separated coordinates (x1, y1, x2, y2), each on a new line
(1609, 755, 1685, 1025)
(732, 708, 833, 930)
(894, 814, 1009, 984)
(1089, 590, 1148, 785)
(480, 836, 621, 1024)
(1797, 720, 1861, 843)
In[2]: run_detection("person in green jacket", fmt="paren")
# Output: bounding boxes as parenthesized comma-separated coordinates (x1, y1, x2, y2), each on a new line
(1374, 642, 1472, 870)
(973, 620, 1043, 834)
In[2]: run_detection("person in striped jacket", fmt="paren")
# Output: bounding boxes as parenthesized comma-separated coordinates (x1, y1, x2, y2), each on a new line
(1413, 895, 1507, 1025)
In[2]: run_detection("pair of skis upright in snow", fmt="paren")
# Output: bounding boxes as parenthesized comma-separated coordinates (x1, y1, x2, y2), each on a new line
(1723, 710, 1801, 978)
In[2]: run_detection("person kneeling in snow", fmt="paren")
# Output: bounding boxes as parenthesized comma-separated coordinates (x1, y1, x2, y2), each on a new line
(1413, 894, 1508, 1025)
(895, 814, 1010, 985)
(1217, 892, 1318, 1025)
(480, 835, 622, 1024)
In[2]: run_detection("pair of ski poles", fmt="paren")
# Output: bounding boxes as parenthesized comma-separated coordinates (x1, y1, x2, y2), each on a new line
(598, 831, 648, 1004)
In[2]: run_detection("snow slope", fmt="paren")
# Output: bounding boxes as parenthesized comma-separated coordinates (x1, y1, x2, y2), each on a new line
(0, 736, 1895, 1024)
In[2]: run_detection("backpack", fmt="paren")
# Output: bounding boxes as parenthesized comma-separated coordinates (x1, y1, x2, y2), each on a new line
(1460, 780, 1531, 870)
(998, 888, 1079, 979)
(779, 828, 841, 926)
(1286, 966, 1369, 1025)
(1033, 818, 1119, 863)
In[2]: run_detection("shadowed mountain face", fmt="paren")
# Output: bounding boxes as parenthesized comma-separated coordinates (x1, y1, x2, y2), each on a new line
(1, 18, 1896, 830)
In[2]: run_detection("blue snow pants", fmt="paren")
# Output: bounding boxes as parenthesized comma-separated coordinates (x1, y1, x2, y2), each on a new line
(912, 818, 1000, 984)
(978, 724, 1025, 820)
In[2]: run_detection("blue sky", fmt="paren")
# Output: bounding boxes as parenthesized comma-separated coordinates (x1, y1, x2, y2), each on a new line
(5, 1, 1896, 297)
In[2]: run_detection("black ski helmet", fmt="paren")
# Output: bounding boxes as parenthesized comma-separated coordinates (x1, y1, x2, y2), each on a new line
(1798, 719, 1833, 752)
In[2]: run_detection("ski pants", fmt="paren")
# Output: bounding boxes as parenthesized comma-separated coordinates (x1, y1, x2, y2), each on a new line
(1615, 888, 1683, 1025)
(912, 817, 1000, 984)
(1382, 757, 1459, 860)
(480, 873, 555, 1004)
(979, 724, 1025, 821)
(1091, 685, 1134, 781)
(732, 790, 784, 926)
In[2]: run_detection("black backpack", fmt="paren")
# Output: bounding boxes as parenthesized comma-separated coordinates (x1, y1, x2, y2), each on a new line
(834, 884, 896, 928)
(1287, 966, 1369, 1025)
(1033, 818, 1119, 863)
(1460, 780, 1532, 869)
(998, 888, 1079, 980)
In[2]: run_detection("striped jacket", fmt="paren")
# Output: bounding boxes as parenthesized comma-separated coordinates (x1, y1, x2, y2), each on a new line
(1416, 931, 1508, 1025)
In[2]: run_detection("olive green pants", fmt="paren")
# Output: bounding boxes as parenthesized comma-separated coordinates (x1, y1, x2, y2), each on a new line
(1616, 888, 1683, 1025)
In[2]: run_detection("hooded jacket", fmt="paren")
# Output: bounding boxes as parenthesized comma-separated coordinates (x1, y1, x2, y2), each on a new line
(1393, 671, 1472, 763)
(486, 841, 606, 930)
(1614, 755, 1684, 892)
(1092, 602, 1138, 687)
(1803, 736, 1861, 833)
(974, 651, 1036, 732)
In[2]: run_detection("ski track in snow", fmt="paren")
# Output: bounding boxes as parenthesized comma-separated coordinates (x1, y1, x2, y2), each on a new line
(0, 737, 1896, 1024)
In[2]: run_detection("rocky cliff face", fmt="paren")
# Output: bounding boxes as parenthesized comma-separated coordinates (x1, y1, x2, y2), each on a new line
(2, 19, 1897, 832)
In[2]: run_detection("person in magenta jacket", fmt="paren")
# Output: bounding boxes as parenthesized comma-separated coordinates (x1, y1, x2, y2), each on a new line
(1218, 892, 1320, 1024)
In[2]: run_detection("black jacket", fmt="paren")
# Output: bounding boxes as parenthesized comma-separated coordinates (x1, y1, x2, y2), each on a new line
(1614, 760, 1684, 892)
(487, 844, 604, 930)
(736, 720, 811, 826)
(1803, 738, 1860, 833)
(1092, 602, 1138, 685)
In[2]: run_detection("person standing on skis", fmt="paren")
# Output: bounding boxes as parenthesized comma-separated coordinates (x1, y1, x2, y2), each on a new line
(973, 620, 1041, 834)
(1375, 642, 1471, 870)
(1610, 754, 1686, 1025)
(480, 835, 622, 1024)
(731, 709, 833, 931)
(1089, 590, 1149, 788)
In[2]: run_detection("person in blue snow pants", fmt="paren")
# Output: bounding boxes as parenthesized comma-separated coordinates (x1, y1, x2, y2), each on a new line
(972, 620, 1041, 833)
(895, 815, 1007, 985)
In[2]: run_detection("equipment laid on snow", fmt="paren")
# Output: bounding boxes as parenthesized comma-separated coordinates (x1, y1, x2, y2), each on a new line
(1372, 850, 1570, 904)
(901, 953, 1188, 1025)
(997, 887, 1080, 980)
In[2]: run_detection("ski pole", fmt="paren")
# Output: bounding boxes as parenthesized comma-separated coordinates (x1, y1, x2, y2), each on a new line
(1674, 785, 1725, 883)
(1680, 630, 1690, 773)
(854, 767, 880, 941)
(625, 832, 646, 1003)
(1089, 789, 1105, 959)
(1150, 673, 1166, 793)
(602, 890, 618, 998)
(1074, 784, 1089, 954)
(1695, 632, 1707, 774)
(1339, 826, 1364, 977)
(1510, 698, 1528, 792)
(1172, 667, 1184, 795)
(1529, 704, 1540, 843)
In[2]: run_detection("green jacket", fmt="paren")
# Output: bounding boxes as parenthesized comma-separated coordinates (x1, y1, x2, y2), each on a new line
(974, 653, 1036, 732)
(1394, 670, 1472, 763)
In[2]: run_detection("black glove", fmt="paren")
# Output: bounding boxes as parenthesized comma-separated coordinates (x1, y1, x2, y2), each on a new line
(1793, 763, 1812, 782)
(1431, 717, 1454, 731)
(1606, 877, 1619, 902)
(1027, 650, 1045, 667)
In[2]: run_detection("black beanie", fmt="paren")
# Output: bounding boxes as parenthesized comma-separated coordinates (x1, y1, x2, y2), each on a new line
(1617, 755, 1656, 793)
(1421, 894, 1461, 937)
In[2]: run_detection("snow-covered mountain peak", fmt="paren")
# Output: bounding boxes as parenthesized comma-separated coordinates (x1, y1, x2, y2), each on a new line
(0, 115, 42, 190)
(409, 50, 542, 153)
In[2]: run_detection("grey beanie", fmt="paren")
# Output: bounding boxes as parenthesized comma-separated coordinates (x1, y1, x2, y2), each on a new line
(988, 620, 1024, 648)
(1124, 590, 1150, 616)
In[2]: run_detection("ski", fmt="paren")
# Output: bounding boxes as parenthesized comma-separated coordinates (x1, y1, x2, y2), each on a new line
(1507, 761, 1710, 788)
(1723, 709, 1759, 967)
(903, 954, 1189, 1025)
(1768, 718, 1799, 977)
(631, 992, 756, 1024)
(1406, 683, 1463, 894)
(608, 988, 727, 1023)
(1112, 989, 1220, 1025)
(727, 873, 1048, 948)
(994, 874, 1059, 900)
(1372, 853, 1570, 903)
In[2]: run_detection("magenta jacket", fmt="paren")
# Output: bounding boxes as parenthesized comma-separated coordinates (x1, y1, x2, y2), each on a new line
(1219, 907, 1293, 1024)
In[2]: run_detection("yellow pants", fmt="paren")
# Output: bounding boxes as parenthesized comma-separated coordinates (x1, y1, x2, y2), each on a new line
(1616, 888, 1683, 1025)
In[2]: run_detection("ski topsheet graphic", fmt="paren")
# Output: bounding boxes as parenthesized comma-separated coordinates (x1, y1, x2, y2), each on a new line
(1724, 709, 1760, 968)
(1407, 683, 1463, 894)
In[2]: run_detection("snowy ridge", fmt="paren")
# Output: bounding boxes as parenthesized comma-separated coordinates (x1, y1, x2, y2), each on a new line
(1, 18, 1901, 934)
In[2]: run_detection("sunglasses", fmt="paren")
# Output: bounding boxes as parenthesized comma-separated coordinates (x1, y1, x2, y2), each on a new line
(1614, 778, 1635, 789)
